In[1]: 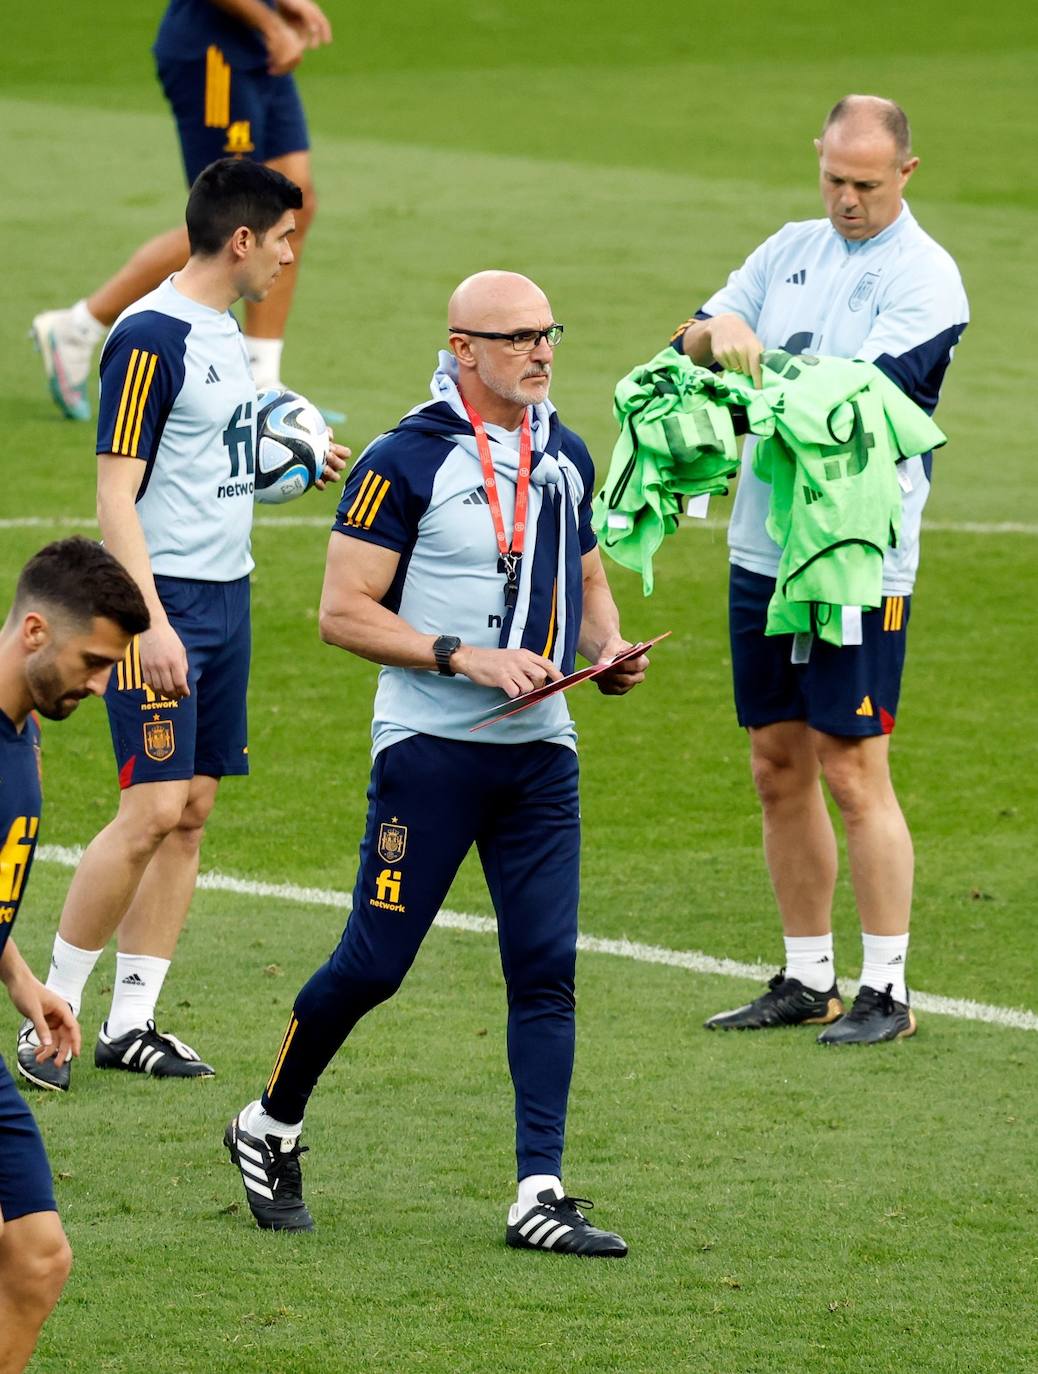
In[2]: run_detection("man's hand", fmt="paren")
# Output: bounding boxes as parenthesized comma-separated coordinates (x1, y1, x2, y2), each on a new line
(591, 636, 649, 696)
(264, 16, 307, 74)
(9, 976, 81, 1069)
(316, 440, 350, 491)
(139, 621, 190, 699)
(679, 312, 765, 388)
(453, 646, 564, 698)
(277, 0, 333, 46)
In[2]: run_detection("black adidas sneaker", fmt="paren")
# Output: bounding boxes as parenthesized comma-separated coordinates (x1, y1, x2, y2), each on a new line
(704, 970, 844, 1030)
(817, 983, 917, 1045)
(224, 1109, 313, 1232)
(16, 1018, 72, 1092)
(506, 1190, 628, 1258)
(94, 1020, 215, 1077)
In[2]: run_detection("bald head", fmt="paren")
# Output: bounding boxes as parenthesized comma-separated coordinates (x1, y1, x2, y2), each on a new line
(821, 94, 911, 162)
(446, 270, 558, 427)
(447, 270, 550, 331)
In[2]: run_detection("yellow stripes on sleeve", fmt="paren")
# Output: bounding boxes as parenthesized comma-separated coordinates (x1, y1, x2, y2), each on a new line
(266, 1015, 299, 1097)
(883, 596, 905, 632)
(205, 46, 231, 128)
(111, 349, 158, 457)
(343, 471, 391, 530)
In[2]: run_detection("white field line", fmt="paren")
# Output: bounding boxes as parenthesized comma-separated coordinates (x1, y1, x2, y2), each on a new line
(1, 515, 1037, 535)
(36, 843, 1038, 1034)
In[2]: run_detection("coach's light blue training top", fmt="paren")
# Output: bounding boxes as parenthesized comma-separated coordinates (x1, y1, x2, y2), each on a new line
(332, 354, 599, 757)
(97, 278, 257, 583)
(693, 203, 969, 594)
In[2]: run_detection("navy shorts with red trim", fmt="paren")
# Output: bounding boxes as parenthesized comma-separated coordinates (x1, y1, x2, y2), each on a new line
(156, 51, 309, 184)
(729, 564, 911, 737)
(106, 575, 250, 787)
(0, 1054, 57, 1222)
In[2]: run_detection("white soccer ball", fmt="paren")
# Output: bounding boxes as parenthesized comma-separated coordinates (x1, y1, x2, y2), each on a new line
(254, 388, 330, 505)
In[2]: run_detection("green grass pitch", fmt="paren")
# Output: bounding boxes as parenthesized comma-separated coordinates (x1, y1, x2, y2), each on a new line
(2, 3, 1037, 1371)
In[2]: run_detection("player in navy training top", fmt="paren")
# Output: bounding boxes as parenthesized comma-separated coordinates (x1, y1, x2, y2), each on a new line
(675, 97, 968, 1044)
(18, 162, 347, 1094)
(226, 272, 650, 1258)
(31, 0, 334, 421)
(0, 538, 147, 1374)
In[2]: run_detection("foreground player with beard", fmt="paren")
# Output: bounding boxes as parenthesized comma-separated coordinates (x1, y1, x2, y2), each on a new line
(0, 538, 148, 1372)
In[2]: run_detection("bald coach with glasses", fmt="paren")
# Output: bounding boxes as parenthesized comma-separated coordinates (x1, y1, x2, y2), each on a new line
(226, 270, 649, 1256)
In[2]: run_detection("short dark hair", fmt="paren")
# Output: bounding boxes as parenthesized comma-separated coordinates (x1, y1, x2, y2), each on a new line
(12, 538, 150, 637)
(822, 95, 912, 162)
(185, 158, 304, 257)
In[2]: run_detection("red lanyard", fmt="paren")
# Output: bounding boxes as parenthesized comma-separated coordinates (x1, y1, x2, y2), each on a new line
(462, 399, 532, 608)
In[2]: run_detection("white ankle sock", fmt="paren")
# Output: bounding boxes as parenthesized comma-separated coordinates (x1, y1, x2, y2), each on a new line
(860, 932, 909, 1002)
(783, 933, 835, 992)
(517, 1174, 563, 1212)
(243, 336, 284, 391)
(243, 1099, 302, 1142)
(70, 299, 106, 343)
(45, 934, 103, 1018)
(106, 953, 170, 1038)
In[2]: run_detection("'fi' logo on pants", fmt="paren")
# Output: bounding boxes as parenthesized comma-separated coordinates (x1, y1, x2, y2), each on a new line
(375, 869, 402, 905)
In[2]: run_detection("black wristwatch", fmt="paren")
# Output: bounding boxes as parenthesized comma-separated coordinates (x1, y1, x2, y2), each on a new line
(433, 635, 462, 676)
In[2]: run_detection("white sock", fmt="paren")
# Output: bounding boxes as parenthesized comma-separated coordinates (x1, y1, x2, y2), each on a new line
(860, 932, 909, 1002)
(106, 953, 171, 1038)
(70, 299, 106, 343)
(783, 933, 835, 992)
(243, 335, 284, 391)
(242, 1099, 302, 1143)
(45, 934, 104, 1019)
(517, 1174, 563, 1212)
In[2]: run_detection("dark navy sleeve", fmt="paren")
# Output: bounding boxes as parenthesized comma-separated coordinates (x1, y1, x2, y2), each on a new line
(0, 715, 42, 960)
(559, 425, 598, 555)
(332, 429, 447, 553)
(97, 311, 189, 462)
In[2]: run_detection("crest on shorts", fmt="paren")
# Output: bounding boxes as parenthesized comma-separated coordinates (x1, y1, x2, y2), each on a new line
(848, 271, 880, 313)
(377, 821, 407, 864)
(143, 718, 175, 762)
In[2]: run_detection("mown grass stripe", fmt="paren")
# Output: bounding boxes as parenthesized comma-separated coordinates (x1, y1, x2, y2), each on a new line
(37, 843, 1038, 1034)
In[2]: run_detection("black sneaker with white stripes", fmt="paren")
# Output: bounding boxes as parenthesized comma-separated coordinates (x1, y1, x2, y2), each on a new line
(94, 1020, 215, 1077)
(15, 1018, 71, 1092)
(224, 1110, 314, 1232)
(506, 1190, 628, 1258)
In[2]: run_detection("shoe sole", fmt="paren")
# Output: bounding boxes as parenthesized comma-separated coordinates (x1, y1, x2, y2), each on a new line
(15, 1057, 70, 1092)
(706, 995, 845, 1031)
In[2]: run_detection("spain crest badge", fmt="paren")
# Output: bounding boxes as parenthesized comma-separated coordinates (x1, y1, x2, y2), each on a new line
(377, 821, 407, 864)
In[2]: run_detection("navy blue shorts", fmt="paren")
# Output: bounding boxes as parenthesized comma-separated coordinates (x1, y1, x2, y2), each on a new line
(729, 564, 911, 737)
(156, 52, 309, 184)
(0, 1054, 56, 1222)
(106, 575, 251, 788)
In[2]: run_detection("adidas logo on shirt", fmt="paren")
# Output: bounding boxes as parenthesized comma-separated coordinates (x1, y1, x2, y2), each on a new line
(463, 487, 490, 506)
(205, 365, 220, 384)
(785, 269, 807, 285)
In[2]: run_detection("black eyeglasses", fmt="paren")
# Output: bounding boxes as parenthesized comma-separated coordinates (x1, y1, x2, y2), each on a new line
(448, 324, 564, 354)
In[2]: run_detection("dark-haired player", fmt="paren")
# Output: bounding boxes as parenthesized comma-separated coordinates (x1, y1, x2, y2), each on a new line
(18, 161, 347, 1093)
(31, 0, 333, 419)
(0, 537, 148, 1373)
